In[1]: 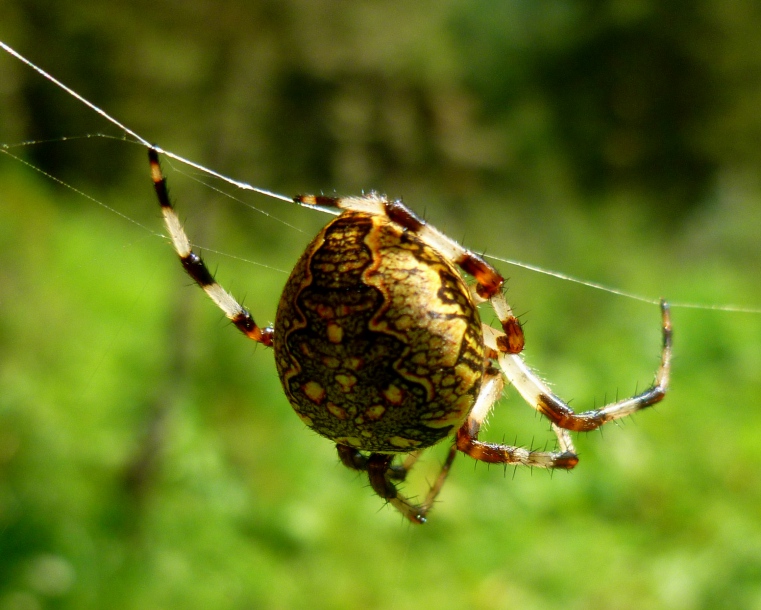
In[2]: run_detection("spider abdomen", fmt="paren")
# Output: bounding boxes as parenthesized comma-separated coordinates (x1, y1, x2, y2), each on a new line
(274, 211, 485, 452)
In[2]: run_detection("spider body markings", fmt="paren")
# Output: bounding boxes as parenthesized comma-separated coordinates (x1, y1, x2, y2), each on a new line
(149, 149, 672, 524)
(274, 209, 485, 453)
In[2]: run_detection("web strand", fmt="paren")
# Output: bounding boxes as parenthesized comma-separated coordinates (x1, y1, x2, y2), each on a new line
(0, 40, 292, 204)
(1, 40, 758, 315)
(485, 255, 761, 314)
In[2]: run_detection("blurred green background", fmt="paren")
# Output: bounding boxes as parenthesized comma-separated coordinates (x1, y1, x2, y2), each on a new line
(1, 1, 760, 608)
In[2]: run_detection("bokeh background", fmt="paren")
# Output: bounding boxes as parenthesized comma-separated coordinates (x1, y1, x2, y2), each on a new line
(1, 1, 760, 608)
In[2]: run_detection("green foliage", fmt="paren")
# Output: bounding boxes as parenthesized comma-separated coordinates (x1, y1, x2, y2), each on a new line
(1, 1, 760, 608)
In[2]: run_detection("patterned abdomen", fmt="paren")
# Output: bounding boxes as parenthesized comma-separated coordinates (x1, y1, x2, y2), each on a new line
(274, 211, 484, 452)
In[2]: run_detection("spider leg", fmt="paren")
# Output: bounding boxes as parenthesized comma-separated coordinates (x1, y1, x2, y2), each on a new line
(386, 450, 424, 481)
(455, 364, 579, 468)
(337, 444, 457, 525)
(149, 149, 273, 346)
(484, 300, 672, 432)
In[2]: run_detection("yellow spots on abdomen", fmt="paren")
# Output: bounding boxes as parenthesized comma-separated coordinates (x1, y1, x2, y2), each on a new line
(327, 402, 348, 420)
(335, 374, 357, 393)
(302, 381, 326, 404)
(364, 405, 386, 421)
(327, 322, 343, 344)
(381, 384, 404, 405)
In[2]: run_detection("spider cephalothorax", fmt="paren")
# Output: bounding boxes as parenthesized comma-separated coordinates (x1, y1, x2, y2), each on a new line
(149, 149, 672, 524)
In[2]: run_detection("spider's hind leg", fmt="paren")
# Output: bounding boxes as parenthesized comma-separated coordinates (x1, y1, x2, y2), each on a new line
(336, 444, 457, 524)
(487, 301, 672, 432)
(454, 364, 580, 469)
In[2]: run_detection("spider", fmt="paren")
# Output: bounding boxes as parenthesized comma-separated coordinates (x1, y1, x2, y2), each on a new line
(148, 148, 672, 524)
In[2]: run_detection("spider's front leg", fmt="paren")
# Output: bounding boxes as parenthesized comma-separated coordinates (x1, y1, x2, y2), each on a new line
(337, 444, 457, 525)
(149, 149, 273, 346)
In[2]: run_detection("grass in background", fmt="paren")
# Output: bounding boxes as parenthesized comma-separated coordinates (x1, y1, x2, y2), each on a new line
(1, 155, 759, 609)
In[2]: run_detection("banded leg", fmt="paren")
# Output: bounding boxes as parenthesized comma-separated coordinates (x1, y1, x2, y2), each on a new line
(455, 365, 579, 469)
(149, 149, 273, 346)
(337, 444, 458, 524)
(296, 193, 525, 353)
(483, 300, 672, 432)
(386, 450, 424, 481)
